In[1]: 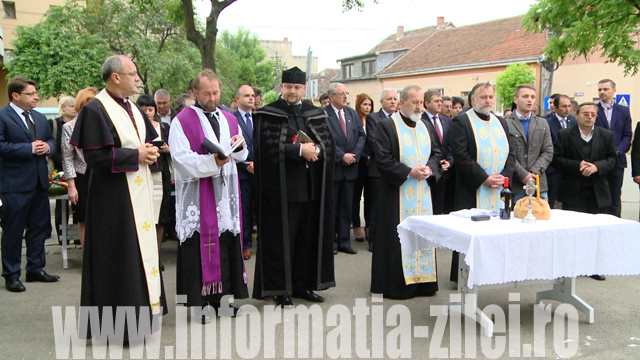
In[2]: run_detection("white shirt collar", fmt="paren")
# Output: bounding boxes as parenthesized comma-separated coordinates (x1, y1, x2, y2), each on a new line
(555, 113, 567, 121)
(331, 104, 343, 116)
(601, 101, 613, 110)
(238, 108, 251, 118)
(425, 110, 437, 120)
(515, 110, 531, 120)
(9, 102, 30, 119)
(579, 126, 595, 142)
(382, 109, 394, 118)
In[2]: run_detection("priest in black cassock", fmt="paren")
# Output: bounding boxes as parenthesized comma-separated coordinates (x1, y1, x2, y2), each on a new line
(71, 55, 167, 341)
(449, 82, 516, 281)
(370, 85, 442, 299)
(170, 69, 249, 319)
(252, 67, 336, 308)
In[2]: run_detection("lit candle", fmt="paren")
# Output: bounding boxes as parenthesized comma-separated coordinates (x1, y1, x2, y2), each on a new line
(536, 174, 540, 199)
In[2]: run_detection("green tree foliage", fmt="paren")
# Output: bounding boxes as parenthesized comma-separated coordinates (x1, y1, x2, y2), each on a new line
(262, 90, 277, 105)
(495, 63, 536, 111)
(215, 28, 276, 104)
(8, 4, 109, 99)
(523, 0, 640, 76)
(342, 0, 379, 12)
(8, 0, 201, 99)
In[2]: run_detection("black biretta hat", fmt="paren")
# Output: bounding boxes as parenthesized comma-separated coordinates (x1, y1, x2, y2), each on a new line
(281, 66, 306, 85)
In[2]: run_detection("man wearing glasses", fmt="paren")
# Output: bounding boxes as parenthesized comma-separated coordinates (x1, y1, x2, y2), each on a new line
(0, 76, 58, 292)
(324, 82, 365, 255)
(71, 54, 166, 340)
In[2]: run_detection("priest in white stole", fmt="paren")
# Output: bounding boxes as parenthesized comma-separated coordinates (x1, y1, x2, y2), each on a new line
(71, 55, 167, 341)
(449, 82, 516, 281)
(170, 69, 249, 316)
(370, 85, 443, 299)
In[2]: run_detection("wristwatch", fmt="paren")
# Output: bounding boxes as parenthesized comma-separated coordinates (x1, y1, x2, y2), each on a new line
(315, 144, 321, 155)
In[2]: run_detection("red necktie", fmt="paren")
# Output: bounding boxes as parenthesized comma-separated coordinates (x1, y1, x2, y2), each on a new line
(338, 110, 347, 137)
(433, 115, 443, 143)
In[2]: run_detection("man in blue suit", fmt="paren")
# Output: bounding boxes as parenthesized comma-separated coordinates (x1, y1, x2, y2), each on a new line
(595, 79, 633, 216)
(0, 76, 59, 292)
(234, 85, 256, 260)
(545, 94, 577, 208)
(325, 83, 366, 255)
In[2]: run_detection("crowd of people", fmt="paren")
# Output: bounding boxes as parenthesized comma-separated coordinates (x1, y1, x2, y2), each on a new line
(1, 53, 639, 338)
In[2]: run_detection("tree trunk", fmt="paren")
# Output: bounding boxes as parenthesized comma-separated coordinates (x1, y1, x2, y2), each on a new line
(182, 0, 235, 73)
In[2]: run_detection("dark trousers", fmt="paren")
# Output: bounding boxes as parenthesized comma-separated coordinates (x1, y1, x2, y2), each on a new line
(1, 188, 52, 279)
(239, 176, 254, 249)
(288, 201, 320, 292)
(367, 177, 381, 245)
(431, 177, 447, 215)
(607, 167, 624, 217)
(351, 161, 372, 229)
(546, 171, 561, 209)
(563, 186, 608, 214)
(333, 179, 354, 250)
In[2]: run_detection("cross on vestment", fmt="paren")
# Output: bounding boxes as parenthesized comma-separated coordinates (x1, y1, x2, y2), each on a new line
(203, 230, 215, 261)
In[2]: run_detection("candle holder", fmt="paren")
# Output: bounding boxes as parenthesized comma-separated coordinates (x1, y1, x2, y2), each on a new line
(523, 178, 537, 224)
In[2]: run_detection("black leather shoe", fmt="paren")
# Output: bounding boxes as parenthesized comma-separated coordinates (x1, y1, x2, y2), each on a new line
(333, 249, 338, 255)
(338, 246, 357, 254)
(5, 278, 26, 292)
(292, 290, 325, 303)
(278, 295, 294, 309)
(368, 241, 373, 252)
(590, 274, 606, 281)
(25, 270, 59, 283)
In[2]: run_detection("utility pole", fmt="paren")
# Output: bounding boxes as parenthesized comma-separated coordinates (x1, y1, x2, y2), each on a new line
(305, 47, 312, 100)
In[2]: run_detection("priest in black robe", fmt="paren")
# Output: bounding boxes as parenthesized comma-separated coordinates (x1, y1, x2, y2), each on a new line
(253, 67, 336, 308)
(71, 55, 167, 341)
(370, 85, 442, 299)
(449, 82, 516, 281)
(170, 69, 249, 318)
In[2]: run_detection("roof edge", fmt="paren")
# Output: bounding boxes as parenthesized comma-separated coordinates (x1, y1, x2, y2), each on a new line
(378, 57, 541, 79)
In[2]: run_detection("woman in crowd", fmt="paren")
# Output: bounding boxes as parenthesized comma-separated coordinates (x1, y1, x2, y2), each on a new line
(61, 87, 97, 249)
(352, 93, 374, 242)
(136, 94, 172, 271)
(51, 96, 77, 245)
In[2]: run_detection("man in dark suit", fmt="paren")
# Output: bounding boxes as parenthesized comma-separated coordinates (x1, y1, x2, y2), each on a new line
(365, 88, 397, 252)
(325, 83, 366, 255)
(595, 79, 633, 217)
(553, 102, 619, 280)
(421, 90, 453, 214)
(546, 94, 577, 208)
(234, 85, 256, 260)
(632, 121, 640, 221)
(0, 76, 59, 292)
(153, 89, 178, 126)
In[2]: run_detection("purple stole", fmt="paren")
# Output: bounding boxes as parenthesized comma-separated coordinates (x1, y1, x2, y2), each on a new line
(177, 107, 242, 295)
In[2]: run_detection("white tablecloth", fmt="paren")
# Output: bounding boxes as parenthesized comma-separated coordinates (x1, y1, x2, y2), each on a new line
(398, 210, 640, 289)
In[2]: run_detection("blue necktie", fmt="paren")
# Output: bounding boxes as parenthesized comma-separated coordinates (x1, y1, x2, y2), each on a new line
(245, 113, 253, 139)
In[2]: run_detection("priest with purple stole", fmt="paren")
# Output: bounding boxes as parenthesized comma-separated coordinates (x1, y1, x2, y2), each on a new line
(169, 69, 249, 317)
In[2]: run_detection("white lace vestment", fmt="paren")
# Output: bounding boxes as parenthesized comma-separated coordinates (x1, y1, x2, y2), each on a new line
(168, 106, 248, 243)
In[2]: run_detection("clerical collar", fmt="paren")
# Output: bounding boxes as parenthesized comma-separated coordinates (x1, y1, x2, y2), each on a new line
(105, 89, 128, 107)
(194, 101, 219, 118)
(515, 110, 531, 121)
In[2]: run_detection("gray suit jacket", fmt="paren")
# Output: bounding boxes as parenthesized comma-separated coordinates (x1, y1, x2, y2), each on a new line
(505, 112, 554, 194)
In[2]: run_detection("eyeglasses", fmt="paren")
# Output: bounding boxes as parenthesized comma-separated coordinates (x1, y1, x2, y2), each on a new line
(117, 72, 138, 78)
(21, 91, 38, 96)
(332, 92, 349, 97)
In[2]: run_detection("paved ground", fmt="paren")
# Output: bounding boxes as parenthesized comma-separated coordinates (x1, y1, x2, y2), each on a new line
(0, 218, 639, 359)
